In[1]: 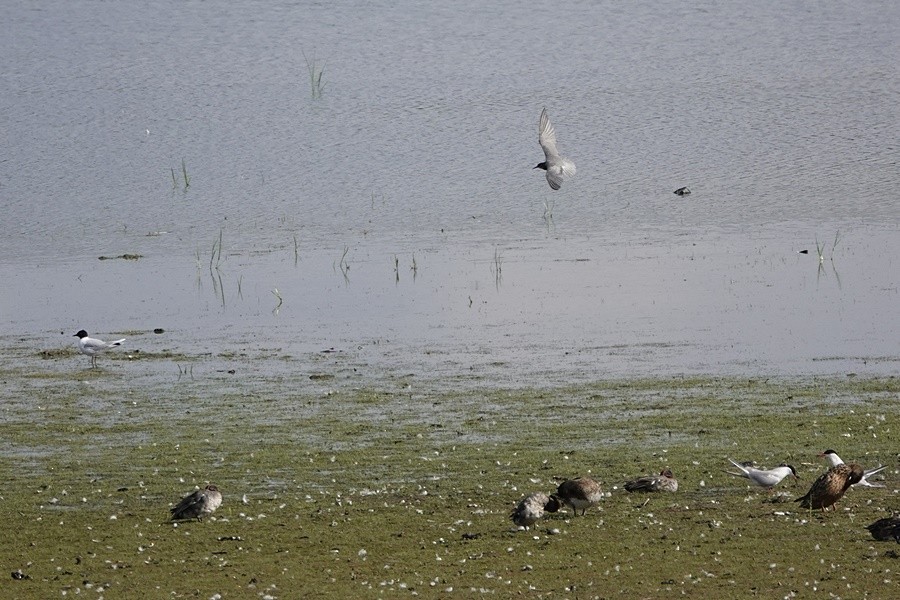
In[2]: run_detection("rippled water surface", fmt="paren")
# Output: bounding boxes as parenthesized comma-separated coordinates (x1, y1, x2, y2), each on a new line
(2, 0, 898, 386)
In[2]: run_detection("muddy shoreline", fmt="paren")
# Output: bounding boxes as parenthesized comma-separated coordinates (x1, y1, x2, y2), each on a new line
(2, 345, 897, 598)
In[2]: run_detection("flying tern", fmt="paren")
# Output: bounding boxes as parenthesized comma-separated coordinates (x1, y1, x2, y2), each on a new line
(534, 108, 576, 190)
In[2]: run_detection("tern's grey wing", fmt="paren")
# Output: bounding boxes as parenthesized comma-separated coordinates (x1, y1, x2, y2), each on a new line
(545, 168, 563, 190)
(858, 465, 887, 487)
(727, 458, 750, 476)
(864, 465, 887, 478)
(538, 108, 560, 161)
(749, 471, 779, 487)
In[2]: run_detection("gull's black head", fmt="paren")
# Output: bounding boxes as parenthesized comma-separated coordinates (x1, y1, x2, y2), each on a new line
(74, 330, 88, 338)
(534, 162, 547, 171)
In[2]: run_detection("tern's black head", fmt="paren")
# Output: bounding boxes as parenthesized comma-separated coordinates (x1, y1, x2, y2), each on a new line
(820, 449, 837, 456)
(74, 330, 88, 339)
(780, 464, 799, 478)
(534, 162, 547, 171)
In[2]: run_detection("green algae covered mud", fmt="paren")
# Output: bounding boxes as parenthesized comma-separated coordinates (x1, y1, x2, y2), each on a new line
(1, 347, 898, 598)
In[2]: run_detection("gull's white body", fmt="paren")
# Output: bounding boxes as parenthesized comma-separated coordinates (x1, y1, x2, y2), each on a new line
(74, 330, 125, 367)
(727, 458, 797, 488)
(819, 450, 885, 488)
(536, 108, 576, 190)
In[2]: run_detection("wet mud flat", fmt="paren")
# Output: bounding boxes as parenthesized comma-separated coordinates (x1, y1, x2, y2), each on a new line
(1, 347, 898, 598)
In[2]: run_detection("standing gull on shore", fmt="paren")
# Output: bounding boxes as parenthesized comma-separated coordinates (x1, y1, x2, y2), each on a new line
(73, 330, 125, 367)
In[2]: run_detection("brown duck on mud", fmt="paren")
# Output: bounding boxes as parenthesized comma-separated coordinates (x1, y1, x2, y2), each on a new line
(510, 492, 560, 529)
(555, 477, 603, 516)
(795, 464, 864, 511)
(624, 468, 678, 493)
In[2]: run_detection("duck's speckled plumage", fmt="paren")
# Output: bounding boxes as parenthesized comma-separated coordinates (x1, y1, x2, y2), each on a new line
(818, 449, 886, 488)
(795, 464, 864, 511)
(555, 477, 602, 516)
(510, 492, 560, 529)
(624, 468, 678, 493)
(170, 485, 222, 521)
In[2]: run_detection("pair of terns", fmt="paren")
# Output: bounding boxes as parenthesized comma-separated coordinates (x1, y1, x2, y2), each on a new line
(726, 450, 885, 489)
(728, 450, 886, 512)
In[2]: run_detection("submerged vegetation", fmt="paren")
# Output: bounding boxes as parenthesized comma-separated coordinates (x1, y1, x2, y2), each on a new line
(302, 49, 327, 100)
(1, 345, 898, 598)
(170, 158, 190, 190)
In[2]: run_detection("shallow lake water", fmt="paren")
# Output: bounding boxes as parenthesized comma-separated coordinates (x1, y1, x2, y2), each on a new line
(2, 0, 898, 389)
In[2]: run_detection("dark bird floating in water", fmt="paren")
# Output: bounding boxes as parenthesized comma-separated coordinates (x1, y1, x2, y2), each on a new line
(673, 187, 691, 196)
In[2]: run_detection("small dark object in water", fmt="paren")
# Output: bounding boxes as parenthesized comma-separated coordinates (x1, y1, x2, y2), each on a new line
(867, 516, 900, 542)
(673, 187, 690, 196)
(798, 249, 809, 254)
(98, 253, 143, 261)
(154, 328, 165, 334)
